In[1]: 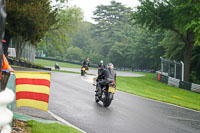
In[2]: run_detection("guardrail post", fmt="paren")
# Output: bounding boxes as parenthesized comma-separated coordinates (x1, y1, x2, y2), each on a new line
(174, 60, 176, 78)
(160, 57, 163, 72)
(181, 61, 184, 81)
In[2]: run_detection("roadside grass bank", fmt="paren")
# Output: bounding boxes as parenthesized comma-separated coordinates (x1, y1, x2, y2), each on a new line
(117, 72, 200, 111)
(35, 59, 81, 68)
(35, 59, 97, 69)
(12, 119, 82, 133)
(27, 120, 82, 133)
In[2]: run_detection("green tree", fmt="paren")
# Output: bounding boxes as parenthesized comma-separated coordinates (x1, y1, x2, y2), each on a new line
(66, 46, 83, 61)
(190, 45, 200, 84)
(108, 42, 129, 68)
(160, 31, 185, 61)
(131, 0, 200, 81)
(6, 0, 57, 58)
(93, 1, 132, 34)
(127, 29, 165, 69)
(70, 22, 94, 50)
(69, 21, 104, 64)
(93, 1, 133, 59)
(37, 7, 83, 58)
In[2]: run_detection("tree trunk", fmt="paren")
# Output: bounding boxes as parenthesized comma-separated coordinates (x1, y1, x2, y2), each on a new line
(14, 36, 26, 59)
(184, 42, 192, 81)
(184, 31, 194, 81)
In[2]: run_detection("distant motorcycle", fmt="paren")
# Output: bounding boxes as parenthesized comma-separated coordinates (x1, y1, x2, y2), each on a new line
(95, 81, 116, 107)
(81, 66, 87, 76)
(55, 63, 60, 70)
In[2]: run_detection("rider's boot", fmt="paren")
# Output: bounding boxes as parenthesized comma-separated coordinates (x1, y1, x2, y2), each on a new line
(97, 87, 102, 96)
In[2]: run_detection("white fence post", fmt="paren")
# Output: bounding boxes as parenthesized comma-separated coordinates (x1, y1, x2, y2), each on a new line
(181, 61, 184, 81)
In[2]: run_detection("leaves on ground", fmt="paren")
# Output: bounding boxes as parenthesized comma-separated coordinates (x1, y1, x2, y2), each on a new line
(12, 119, 31, 133)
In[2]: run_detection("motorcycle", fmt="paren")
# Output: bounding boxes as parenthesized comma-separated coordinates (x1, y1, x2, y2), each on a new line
(55, 63, 60, 70)
(81, 66, 87, 76)
(95, 81, 116, 107)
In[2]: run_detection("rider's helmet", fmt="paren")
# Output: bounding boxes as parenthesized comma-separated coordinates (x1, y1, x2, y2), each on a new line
(107, 63, 114, 68)
(100, 60, 103, 64)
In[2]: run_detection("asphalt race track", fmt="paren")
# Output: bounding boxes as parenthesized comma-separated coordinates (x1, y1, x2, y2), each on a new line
(48, 71, 200, 133)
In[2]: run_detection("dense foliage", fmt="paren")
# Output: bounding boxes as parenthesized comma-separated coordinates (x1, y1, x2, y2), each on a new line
(67, 1, 165, 69)
(36, 0, 200, 83)
(131, 0, 200, 81)
(5, 0, 58, 58)
(37, 7, 83, 58)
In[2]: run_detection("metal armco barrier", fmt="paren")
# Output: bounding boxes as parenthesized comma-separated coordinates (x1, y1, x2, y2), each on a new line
(179, 81, 192, 91)
(160, 75, 169, 83)
(168, 77, 180, 88)
(191, 83, 200, 93)
(156, 71, 200, 94)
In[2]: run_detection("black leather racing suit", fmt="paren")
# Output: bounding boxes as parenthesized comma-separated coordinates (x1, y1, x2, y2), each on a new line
(98, 63, 105, 77)
(97, 68, 116, 94)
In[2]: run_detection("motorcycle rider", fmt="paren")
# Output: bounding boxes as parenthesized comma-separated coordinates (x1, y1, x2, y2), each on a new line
(93, 60, 105, 86)
(55, 62, 60, 70)
(98, 60, 105, 76)
(82, 58, 90, 71)
(96, 63, 116, 95)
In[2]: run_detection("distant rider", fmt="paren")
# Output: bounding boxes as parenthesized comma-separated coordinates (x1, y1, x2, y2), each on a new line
(96, 63, 116, 95)
(82, 58, 90, 71)
(55, 62, 60, 70)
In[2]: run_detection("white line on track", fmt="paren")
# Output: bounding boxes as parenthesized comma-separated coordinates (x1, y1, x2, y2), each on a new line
(48, 110, 87, 133)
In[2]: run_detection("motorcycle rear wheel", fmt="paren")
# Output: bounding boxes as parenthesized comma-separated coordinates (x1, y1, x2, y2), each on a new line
(81, 70, 85, 76)
(103, 93, 113, 107)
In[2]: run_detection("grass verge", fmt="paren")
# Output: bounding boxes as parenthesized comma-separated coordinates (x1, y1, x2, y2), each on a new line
(35, 59, 97, 70)
(35, 59, 81, 68)
(27, 120, 82, 133)
(117, 72, 200, 111)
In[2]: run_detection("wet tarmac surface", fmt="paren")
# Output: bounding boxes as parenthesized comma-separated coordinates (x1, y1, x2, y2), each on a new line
(13, 67, 200, 133)
(49, 72, 200, 133)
